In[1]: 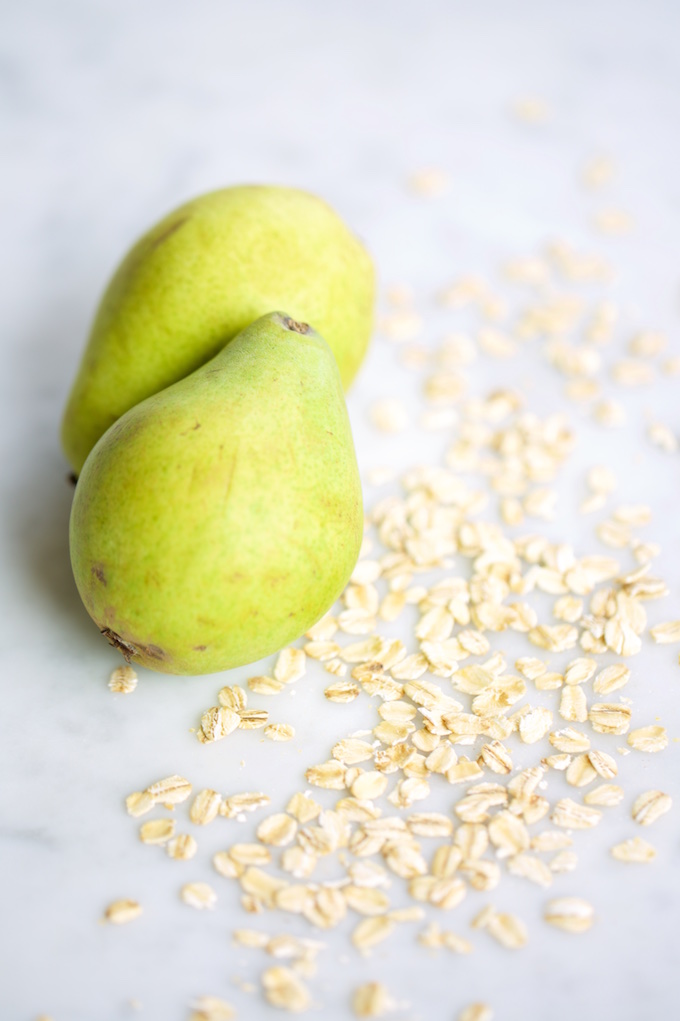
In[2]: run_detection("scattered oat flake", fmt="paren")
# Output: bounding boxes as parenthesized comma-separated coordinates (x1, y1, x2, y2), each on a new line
(352, 916, 396, 951)
(593, 664, 630, 695)
(199, 706, 240, 742)
(370, 399, 410, 433)
(612, 359, 654, 386)
(249, 676, 286, 695)
(324, 680, 360, 702)
(230, 844, 272, 866)
(587, 750, 617, 779)
(584, 784, 623, 807)
(146, 775, 192, 805)
(408, 168, 449, 196)
(507, 853, 553, 888)
(611, 837, 657, 863)
(190, 789, 222, 826)
(582, 155, 615, 189)
(257, 814, 298, 847)
(647, 422, 678, 453)
(286, 793, 321, 824)
(189, 995, 235, 1021)
(632, 790, 672, 826)
(545, 897, 595, 933)
(104, 899, 142, 925)
(352, 982, 393, 1018)
(167, 833, 198, 861)
(593, 399, 625, 427)
(265, 723, 295, 742)
(529, 625, 577, 652)
(552, 799, 601, 829)
(588, 703, 631, 735)
(262, 965, 311, 1012)
(565, 754, 597, 787)
(139, 818, 175, 845)
(221, 791, 270, 817)
(234, 928, 270, 948)
(379, 309, 423, 342)
(559, 687, 587, 723)
(108, 665, 137, 693)
(663, 356, 680, 376)
(125, 790, 155, 817)
(593, 209, 633, 234)
(587, 466, 617, 494)
(650, 621, 680, 644)
(459, 1005, 494, 1021)
(234, 702, 272, 732)
(628, 726, 668, 752)
(629, 331, 666, 357)
(218, 684, 247, 710)
(512, 97, 550, 122)
(482, 910, 528, 950)
(549, 850, 578, 873)
(519, 707, 553, 743)
(274, 648, 306, 684)
(181, 883, 217, 910)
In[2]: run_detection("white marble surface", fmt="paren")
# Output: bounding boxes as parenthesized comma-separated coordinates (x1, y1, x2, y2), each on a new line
(2, 2, 680, 1019)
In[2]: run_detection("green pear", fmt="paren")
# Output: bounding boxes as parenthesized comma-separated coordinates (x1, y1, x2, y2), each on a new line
(62, 185, 374, 475)
(69, 312, 363, 675)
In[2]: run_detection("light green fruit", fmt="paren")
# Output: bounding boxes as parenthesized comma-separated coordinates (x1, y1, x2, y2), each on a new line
(69, 313, 363, 676)
(62, 185, 374, 475)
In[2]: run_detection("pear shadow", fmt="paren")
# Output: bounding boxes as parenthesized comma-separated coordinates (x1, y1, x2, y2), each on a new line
(7, 291, 115, 660)
(16, 465, 109, 657)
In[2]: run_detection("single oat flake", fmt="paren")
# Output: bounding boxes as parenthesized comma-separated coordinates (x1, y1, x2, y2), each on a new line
(274, 647, 306, 684)
(262, 965, 311, 1012)
(167, 834, 198, 861)
(125, 790, 155, 818)
(265, 723, 295, 741)
(352, 916, 396, 952)
(190, 789, 222, 826)
(611, 837, 657, 863)
(181, 883, 217, 910)
(408, 167, 449, 196)
(145, 775, 192, 805)
(103, 899, 142, 925)
(631, 790, 672, 826)
(108, 665, 138, 693)
(189, 996, 235, 1021)
(352, 981, 393, 1018)
(256, 814, 298, 847)
(139, 818, 176, 845)
(199, 706, 240, 743)
(512, 96, 550, 122)
(552, 799, 602, 830)
(459, 1005, 494, 1021)
(545, 897, 595, 933)
(650, 621, 680, 644)
(627, 726, 668, 753)
(481, 910, 528, 950)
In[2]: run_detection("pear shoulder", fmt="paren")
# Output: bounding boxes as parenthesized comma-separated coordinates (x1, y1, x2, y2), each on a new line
(61, 185, 374, 474)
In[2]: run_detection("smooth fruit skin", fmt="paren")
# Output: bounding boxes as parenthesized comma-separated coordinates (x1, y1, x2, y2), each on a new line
(62, 185, 375, 474)
(69, 313, 363, 675)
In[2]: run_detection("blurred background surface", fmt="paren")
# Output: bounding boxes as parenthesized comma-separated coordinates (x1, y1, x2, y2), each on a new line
(2, 3, 679, 1020)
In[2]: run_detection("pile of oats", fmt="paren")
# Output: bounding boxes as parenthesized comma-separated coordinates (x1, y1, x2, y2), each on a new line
(112, 162, 677, 1019)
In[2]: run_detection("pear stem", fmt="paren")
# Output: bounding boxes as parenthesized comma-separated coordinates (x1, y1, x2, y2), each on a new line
(283, 317, 311, 334)
(100, 627, 137, 662)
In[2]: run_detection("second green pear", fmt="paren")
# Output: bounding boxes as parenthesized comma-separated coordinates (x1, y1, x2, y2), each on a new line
(69, 313, 363, 675)
(62, 185, 375, 474)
